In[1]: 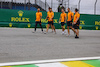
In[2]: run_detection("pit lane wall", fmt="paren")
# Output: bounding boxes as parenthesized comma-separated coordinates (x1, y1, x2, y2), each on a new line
(0, 9, 100, 30)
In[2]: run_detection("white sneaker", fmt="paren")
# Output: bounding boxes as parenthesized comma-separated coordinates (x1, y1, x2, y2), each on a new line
(68, 34, 70, 37)
(64, 30, 67, 35)
(66, 34, 70, 37)
(64, 32, 67, 35)
(32, 31, 36, 33)
(54, 31, 56, 34)
(42, 31, 46, 34)
(64, 30, 66, 33)
(51, 31, 53, 33)
(62, 32, 64, 35)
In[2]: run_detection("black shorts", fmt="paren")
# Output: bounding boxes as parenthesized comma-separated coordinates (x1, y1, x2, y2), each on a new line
(73, 22, 80, 29)
(36, 21, 41, 24)
(77, 21, 80, 25)
(61, 22, 65, 26)
(67, 21, 72, 26)
(73, 24, 79, 29)
(48, 21, 54, 25)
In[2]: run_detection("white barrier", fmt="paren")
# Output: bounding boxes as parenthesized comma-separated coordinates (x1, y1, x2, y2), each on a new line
(0, 56, 100, 66)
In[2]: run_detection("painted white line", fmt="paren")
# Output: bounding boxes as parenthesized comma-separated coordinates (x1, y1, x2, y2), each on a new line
(36, 63, 68, 67)
(0, 56, 100, 66)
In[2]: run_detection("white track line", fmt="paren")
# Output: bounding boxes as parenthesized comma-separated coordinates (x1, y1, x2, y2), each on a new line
(0, 56, 100, 66)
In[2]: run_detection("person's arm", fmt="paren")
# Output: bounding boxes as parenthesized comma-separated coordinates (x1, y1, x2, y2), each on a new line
(66, 13, 68, 21)
(74, 14, 80, 24)
(46, 12, 48, 20)
(64, 13, 67, 23)
(40, 13, 42, 21)
(46, 16, 48, 20)
(46, 17, 48, 20)
(59, 17, 61, 24)
(71, 13, 74, 24)
(72, 12, 74, 19)
(59, 17, 61, 22)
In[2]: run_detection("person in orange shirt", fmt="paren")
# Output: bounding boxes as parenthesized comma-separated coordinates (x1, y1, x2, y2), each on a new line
(73, 8, 80, 38)
(59, 8, 67, 35)
(67, 8, 74, 36)
(46, 7, 56, 33)
(33, 8, 45, 33)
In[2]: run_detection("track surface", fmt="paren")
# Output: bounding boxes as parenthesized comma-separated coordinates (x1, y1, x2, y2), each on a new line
(0, 28, 100, 63)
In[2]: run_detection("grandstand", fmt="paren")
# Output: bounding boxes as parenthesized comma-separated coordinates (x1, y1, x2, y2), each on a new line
(0, 0, 100, 14)
(0, 0, 76, 12)
(0, 0, 50, 11)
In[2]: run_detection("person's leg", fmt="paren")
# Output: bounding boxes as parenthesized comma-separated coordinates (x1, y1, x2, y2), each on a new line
(75, 29, 79, 38)
(61, 26, 63, 31)
(52, 23, 56, 33)
(71, 24, 78, 36)
(61, 26, 65, 31)
(50, 24, 53, 32)
(53, 25, 56, 33)
(39, 22, 43, 31)
(34, 22, 38, 31)
(74, 25, 79, 38)
(51, 25, 54, 32)
(67, 21, 70, 35)
(63, 23, 65, 31)
(77, 29, 79, 36)
(71, 27, 75, 33)
(61, 26, 65, 35)
(70, 26, 75, 34)
(61, 22, 65, 34)
(46, 24, 50, 32)
(75, 21, 80, 38)
(70, 26, 74, 32)
(76, 25, 79, 37)
(67, 26, 70, 35)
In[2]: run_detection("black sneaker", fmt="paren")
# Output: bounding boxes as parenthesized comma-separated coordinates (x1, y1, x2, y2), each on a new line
(75, 35, 79, 39)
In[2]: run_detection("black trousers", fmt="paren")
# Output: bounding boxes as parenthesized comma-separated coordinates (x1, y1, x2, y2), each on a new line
(35, 21, 43, 31)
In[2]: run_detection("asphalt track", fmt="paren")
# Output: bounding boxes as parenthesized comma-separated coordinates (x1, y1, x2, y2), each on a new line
(0, 28, 100, 63)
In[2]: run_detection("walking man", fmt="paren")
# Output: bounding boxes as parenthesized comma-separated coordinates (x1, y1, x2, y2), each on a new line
(59, 8, 67, 35)
(33, 8, 45, 33)
(67, 8, 74, 36)
(46, 7, 56, 34)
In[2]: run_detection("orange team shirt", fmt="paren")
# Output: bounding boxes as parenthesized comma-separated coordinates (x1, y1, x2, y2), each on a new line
(36, 12, 42, 21)
(73, 12, 80, 23)
(47, 11, 54, 21)
(67, 11, 74, 21)
(60, 12, 67, 22)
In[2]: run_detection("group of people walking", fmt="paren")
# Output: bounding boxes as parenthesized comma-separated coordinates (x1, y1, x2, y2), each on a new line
(33, 7, 80, 39)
